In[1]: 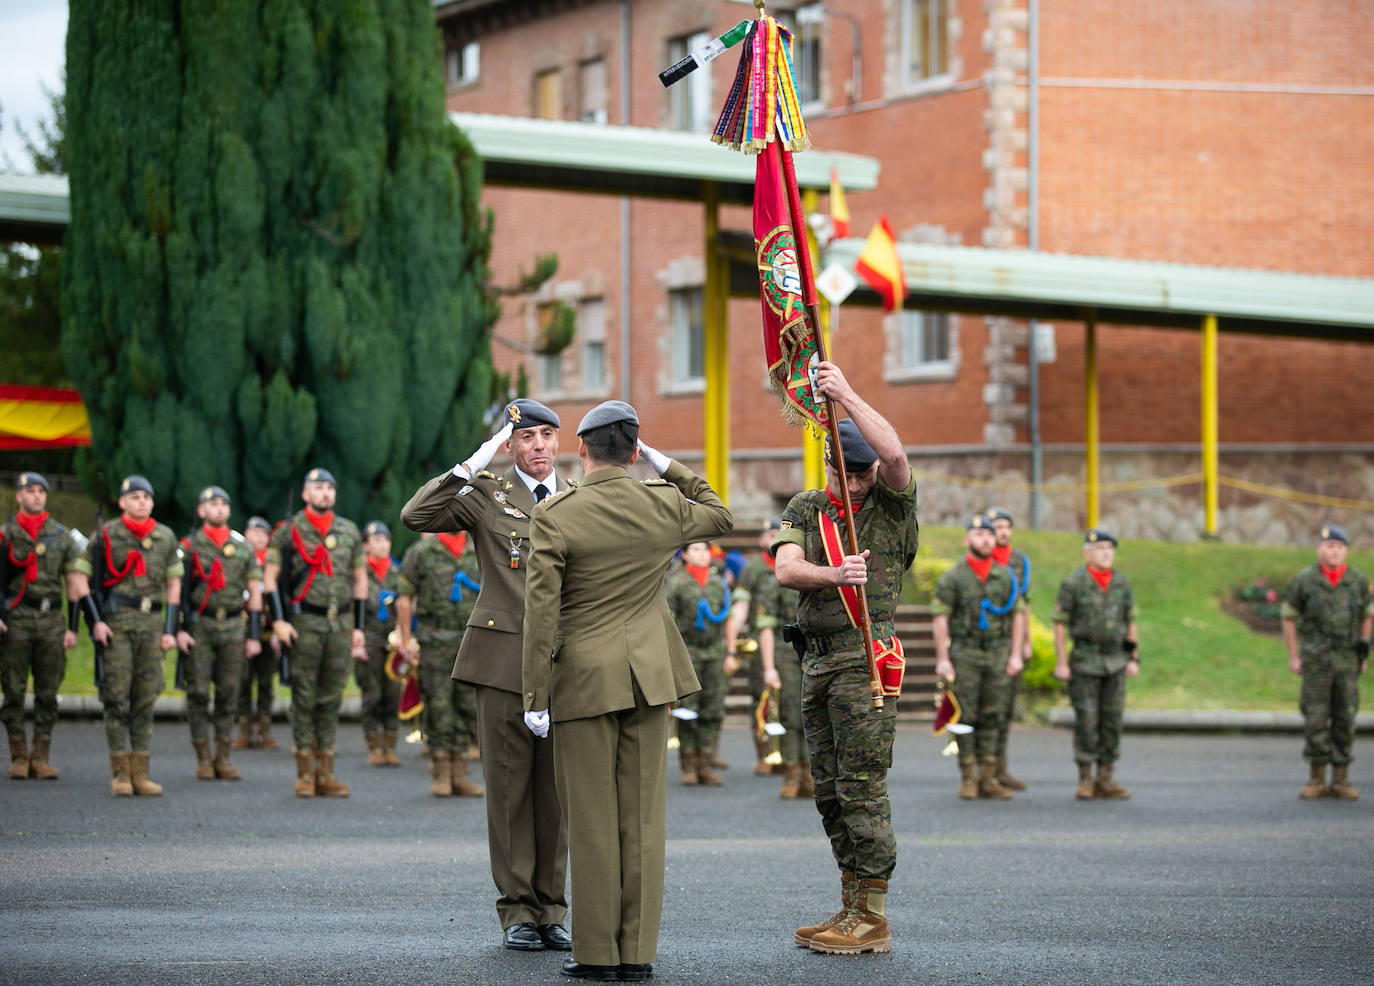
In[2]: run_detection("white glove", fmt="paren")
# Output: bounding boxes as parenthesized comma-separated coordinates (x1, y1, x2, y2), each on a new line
(523, 710, 550, 738)
(636, 439, 671, 476)
(455, 421, 514, 479)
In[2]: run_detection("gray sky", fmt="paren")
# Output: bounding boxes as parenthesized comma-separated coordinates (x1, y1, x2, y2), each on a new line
(0, 0, 68, 170)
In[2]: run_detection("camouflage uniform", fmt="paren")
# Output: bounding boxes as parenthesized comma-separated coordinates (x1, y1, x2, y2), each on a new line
(1282, 563, 1372, 766)
(1053, 566, 1136, 766)
(357, 557, 402, 738)
(267, 512, 364, 753)
(237, 548, 275, 726)
(932, 558, 1024, 762)
(665, 565, 730, 757)
(736, 557, 802, 763)
(994, 548, 1030, 765)
(772, 474, 919, 882)
(397, 535, 482, 756)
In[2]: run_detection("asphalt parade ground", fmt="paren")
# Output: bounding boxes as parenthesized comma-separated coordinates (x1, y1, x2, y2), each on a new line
(2, 721, 1371, 986)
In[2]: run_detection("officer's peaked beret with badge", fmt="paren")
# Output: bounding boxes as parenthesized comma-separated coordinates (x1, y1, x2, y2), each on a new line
(120, 474, 154, 497)
(1319, 524, 1349, 545)
(17, 471, 49, 491)
(304, 467, 337, 487)
(505, 398, 560, 431)
(825, 419, 878, 472)
(1084, 527, 1117, 546)
(198, 485, 231, 504)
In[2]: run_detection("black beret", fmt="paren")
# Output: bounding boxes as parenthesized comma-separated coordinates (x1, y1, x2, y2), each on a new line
(16, 472, 49, 491)
(198, 485, 231, 504)
(1084, 528, 1117, 547)
(825, 419, 878, 472)
(363, 520, 391, 538)
(1318, 524, 1350, 545)
(505, 398, 560, 430)
(119, 475, 154, 497)
(577, 400, 639, 435)
(986, 506, 1014, 524)
(246, 516, 272, 532)
(303, 467, 337, 487)
(966, 513, 994, 531)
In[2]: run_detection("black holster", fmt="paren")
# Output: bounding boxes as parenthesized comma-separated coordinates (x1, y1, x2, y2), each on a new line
(782, 623, 807, 659)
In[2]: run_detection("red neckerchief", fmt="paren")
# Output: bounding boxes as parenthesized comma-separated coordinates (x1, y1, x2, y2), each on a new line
(103, 515, 155, 585)
(16, 510, 47, 541)
(991, 543, 1012, 566)
(367, 556, 391, 582)
(825, 485, 866, 514)
(191, 531, 228, 613)
(202, 523, 230, 548)
(965, 553, 993, 583)
(304, 507, 334, 539)
(1087, 565, 1113, 591)
(437, 532, 467, 558)
(685, 563, 711, 587)
(763, 552, 776, 572)
(1320, 563, 1347, 588)
(255, 548, 267, 567)
(122, 514, 156, 540)
(289, 521, 335, 603)
(5, 513, 48, 607)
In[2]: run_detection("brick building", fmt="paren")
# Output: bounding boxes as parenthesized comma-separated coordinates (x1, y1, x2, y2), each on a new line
(433, 0, 1374, 543)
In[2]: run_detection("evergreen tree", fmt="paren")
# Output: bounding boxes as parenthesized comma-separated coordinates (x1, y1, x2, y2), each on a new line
(61, 0, 494, 534)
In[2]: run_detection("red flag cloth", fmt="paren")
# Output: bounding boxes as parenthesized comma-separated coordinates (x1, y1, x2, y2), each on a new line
(829, 165, 849, 239)
(854, 215, 905, 311)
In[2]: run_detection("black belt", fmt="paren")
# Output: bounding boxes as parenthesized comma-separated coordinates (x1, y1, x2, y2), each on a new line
(804, 622, 896, 657)
(298, 601, 345, 618)
(200, 607, 241, 622)
(109, 593, 163, 613)
(13, 595, 62, 612)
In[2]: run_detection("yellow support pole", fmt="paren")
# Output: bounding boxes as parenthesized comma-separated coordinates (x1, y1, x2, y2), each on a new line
(1084, 311, 1099, 527)
(802, 188, 827, 491)
(1201, 313, 1219, 537)
(703, 183, 730, 504)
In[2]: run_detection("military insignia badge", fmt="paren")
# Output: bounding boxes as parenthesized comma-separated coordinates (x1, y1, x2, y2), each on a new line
(1321, 527, 1330, 540)
(141, 538, 153, 549)
(507, 404, 521, 424)
(458, 485, 473, 496)
(324, 534, 338, 549)
(504, 506, 526, 519)
(223, 544, 236, 558)
(35, 542, 46, 556)
(780, 520, 793, 530)
(494, 490, 508, 504)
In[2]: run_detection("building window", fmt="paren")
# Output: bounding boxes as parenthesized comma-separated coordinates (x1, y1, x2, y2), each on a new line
(535, 303, 565, 393)
(898, 310, 951, 369)
(667, 31, 712, 131)
(580, 298, 608, 391)
(779, 4, 823, 106)
(445, 41, 480, 86)
(578, 58, 608, 124)
(534, 68, 562, 120)
(901, 0, 949, 86)
(669, 287, 705, 385)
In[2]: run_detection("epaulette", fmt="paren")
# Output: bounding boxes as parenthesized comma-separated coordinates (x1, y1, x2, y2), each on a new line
(644, 478, 669, 486)
(475, 470, 499, 481)
(542, 486, 576, 507)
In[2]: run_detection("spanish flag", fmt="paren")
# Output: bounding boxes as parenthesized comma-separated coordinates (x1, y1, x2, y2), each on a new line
(0, 384, 91, 450)
(854, 215, 905, 311)
(829, 166, 849, 239)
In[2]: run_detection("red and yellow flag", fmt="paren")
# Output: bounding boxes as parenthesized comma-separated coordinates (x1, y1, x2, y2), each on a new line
(854, 215, 905, 311)
(0, 385, 91, 450)
(829, 166, 849, 239)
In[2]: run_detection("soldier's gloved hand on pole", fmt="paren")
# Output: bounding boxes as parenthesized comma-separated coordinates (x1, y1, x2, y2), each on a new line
(456, 421, 515, 479)
(635, 439, 671, 476)
(523, 710, 550, 738)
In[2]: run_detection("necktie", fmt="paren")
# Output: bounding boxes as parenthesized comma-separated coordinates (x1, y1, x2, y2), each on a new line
(534, 484, 549, 503)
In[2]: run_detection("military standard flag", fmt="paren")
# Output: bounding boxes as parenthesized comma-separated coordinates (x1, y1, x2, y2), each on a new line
(854, 215, 905, 311)
(829, 166, 850, 239)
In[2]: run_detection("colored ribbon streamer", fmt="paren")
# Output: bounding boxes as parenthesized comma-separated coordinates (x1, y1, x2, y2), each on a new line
(695, 580, 731, 630)
(450, 570, 482, 602)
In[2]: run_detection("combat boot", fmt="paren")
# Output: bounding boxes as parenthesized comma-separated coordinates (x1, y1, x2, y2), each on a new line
(314, 748, 350, 797)
(696, 744, 725, 787)
(109, 752, 133, 796)
(679, 750, 699, 786)
(1330, 764, 1359, 801)
(808, 878, 891, 955)
(232, 717, 254, 749)
(192, 738, 216, 780)
(380, 730, 401, 766)
(778, 761, 802, 799)
(957, 760, 978, 800)
(213, 737, 241, 780)
(28, 734, 59, 780)
(465, 744, 481, 761)
(1094, 763, 1131, 799)
(293, 749, 316, 797)
(797, 759, 814, 799)
(450, 752, 485, 797)
(365, 730, 386, 767)
(429, 750, 453, 797)
(996, 752, 1027, 791)
(754, 735, 773, 776)
(978, 758, 1012, 799)
(8, 731, 30, 780)
(794, 872, 857, 946)
(1075, 762, 1095, 800)
(1298, 762, 1328, 800)
(256, 715, 280, 750)
(128, 752, 163, 796)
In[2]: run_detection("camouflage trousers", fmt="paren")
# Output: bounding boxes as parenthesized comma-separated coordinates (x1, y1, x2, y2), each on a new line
(99, 612, 167, 753)
(803, 661, 898, 882)
(286, 613, 353, 752)
(950, 648, 1013, 762)
(1299, 660, 1360, 766)
(236, 646, 275, 719)
(418, 628, 475, 753)
(185, 616, 244, 743)
(1068, 669, 1126, 765)
(1, 604, 67, 737)
(995, 670, 1024, 758)
(676, 644, 726, 753)
(355, 630, 401, 735)
(775, 648, 804, 763)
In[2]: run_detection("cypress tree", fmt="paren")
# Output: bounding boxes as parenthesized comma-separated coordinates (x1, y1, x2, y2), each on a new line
(62, 0, 493, 535)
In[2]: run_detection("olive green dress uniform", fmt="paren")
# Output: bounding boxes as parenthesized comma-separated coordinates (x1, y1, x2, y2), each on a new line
(1282, 563, 1372, 768)
(522, 458, 732, 968)
(401, 466, 568, 931)
(267, 512, 365, 753)
(664, 564, 730, 758)
(77, 520, 184, 754)
(770, 473, 919, 883)
(357, 556, 402, 740)
(1053, 566, 1137, 767)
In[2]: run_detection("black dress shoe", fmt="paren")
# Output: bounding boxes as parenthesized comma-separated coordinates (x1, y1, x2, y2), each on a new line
(619, 963, 653, 981)
(538, 923, 572, 950)
(560, 959, 619, 981)
(503, 922, 544, 950)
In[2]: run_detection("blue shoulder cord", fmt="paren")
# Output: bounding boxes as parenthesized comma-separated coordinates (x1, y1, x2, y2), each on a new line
(377, 556, 401, 621)
(695, 578, 732, 630)
(450, 569, 481, 602)
(977, 565, 1021, 630)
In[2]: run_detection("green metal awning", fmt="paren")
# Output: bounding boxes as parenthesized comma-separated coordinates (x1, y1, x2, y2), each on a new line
(0, 173, 70, 245)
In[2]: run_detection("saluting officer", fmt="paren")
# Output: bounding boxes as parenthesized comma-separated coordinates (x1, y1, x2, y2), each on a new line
(357, 520, 403, 768)
(234, 516, 280, 750)
(1, 472, 85, 780)
(263, 467, 367, 798)
(176, 485, 263, 781)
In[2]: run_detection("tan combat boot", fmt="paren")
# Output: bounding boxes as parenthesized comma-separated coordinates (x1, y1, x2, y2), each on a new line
(797, 759, 814, 799)
(192, 738, 216, 780)
(1075, 762, 1096, 800)
(754, 735, 773, 776)
(465, 744, 481, 761)
(8, 731, 29, 780)
(429, 750, 453, 797)
(1298, 762, 1328, 800)
(213, 737, 241, 780)
(1094, 763, 1131, 799)
(696, 743, 725, 787)
(979, 757, 1013, 799)
(129, 752, 163, 796)
(1330, 764, 1359, 801)
(365, 731, 386, 767)
(109, 752, 133, 796)
(957, 760, 978, 800)
(450, 752, 485, 797)
(28, 734, 59, 780)
(293, 749, 316, 797)
(794, 872, 857, 946)
(314, 748, 350, 797)
(808, 878, 892, 954)
(255, 716, 280, 751)
(679, 749, 699, 786)
(996, 752, 1027, 791)
(778, 761, 802, 799)
(380, 730, 401, 766)
(232, 717, 254, 749)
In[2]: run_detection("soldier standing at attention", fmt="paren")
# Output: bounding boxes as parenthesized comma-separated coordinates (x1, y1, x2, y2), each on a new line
(357, 521, 402, 768)
(665, 540, 731, 786)
(931, 514, 1026, 800)
(1281, 524, 1371, 800)
(986, 507, 1032, 790)
(521, 401, 731, 982)
(75, 475, 184, 796)
(772, 361, 918, 957)
(1, 473, 85, 780)
(263, 468, 367, 798)
(1053, 528, 1139, 800)
(234, 516, 279, 750)
(402, 399, 566, 949)
(176, 486, 263, 781)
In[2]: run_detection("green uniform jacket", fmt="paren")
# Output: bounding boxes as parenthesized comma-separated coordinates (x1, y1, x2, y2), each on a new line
(2, 515, 82, 607)
(181, 527, 262, 619)
(365, 558, 402, 638)
(1053, 566, 1136, 675)
(78, 519, 184, 601)
(521, 459, 733, 720)
(931, 558, 1024, 659)
(1281, 563, 1373, 670)
(397, 535, 482, 632)
(265, 511, 364, 609)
